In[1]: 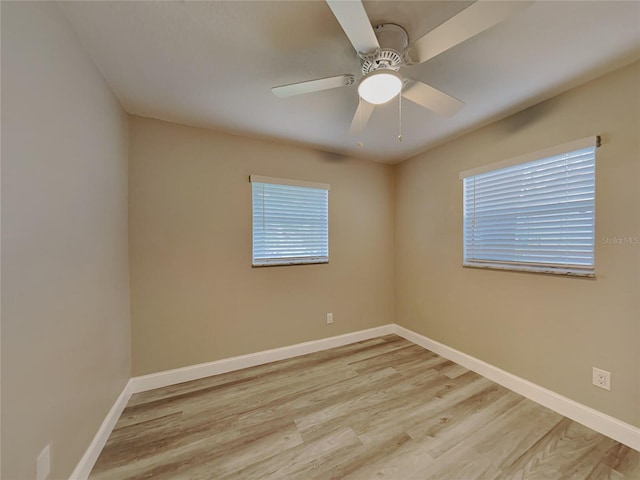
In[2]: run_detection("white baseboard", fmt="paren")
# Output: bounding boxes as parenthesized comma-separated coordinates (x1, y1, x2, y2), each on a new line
(69, 379, 133, 480)
(392, 324, 640, 451)
(72, 322, 638, 479)
(129, 325, 394, 393)
(70, 326, 393, 478)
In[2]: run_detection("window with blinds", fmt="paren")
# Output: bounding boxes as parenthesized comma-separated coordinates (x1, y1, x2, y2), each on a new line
(250, 175, 329, 267)
(460, 137, 598, 276)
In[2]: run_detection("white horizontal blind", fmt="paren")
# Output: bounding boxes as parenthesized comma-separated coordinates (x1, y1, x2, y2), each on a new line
(462, 145, 596, 276)
(251, 178, 329, 266)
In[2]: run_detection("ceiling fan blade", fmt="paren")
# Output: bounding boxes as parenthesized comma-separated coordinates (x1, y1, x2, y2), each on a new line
(348, 100, 375, 136)
(412, 0, 533, 64)
(326, 0, 380, 54)
(402, 80, 464, 117)
(272, 74, 355, 98)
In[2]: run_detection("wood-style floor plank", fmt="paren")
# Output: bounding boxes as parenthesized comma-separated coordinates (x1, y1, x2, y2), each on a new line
(90, 335, 639, 479)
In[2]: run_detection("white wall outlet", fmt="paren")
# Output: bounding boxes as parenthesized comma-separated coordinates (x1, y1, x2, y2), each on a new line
(326, 313, 333, 324)
(592, 367, 611, 391)
(36, 443, 51, 480)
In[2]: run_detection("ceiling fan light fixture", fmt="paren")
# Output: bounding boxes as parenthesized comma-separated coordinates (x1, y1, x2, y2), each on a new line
(357, 70, 402, 105)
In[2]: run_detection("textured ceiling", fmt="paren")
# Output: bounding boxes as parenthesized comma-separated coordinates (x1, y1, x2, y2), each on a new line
(58, 1, 640, 163)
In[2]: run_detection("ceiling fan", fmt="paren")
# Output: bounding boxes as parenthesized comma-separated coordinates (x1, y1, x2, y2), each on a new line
(272, 0, 532, 139)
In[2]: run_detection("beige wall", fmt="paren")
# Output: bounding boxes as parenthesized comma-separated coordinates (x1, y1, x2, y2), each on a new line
(129, 116, 395, 375)
(1, 4, 636, 476)
(395, 61, 640, 427)
(1, 3, 131, 479)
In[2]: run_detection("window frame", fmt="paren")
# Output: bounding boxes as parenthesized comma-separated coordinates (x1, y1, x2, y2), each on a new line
(250, 175, 330, 268)
(459, 136, 599, 277)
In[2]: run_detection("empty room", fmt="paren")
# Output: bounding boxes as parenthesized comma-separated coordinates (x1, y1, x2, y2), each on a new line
(2, 1, 639, 479)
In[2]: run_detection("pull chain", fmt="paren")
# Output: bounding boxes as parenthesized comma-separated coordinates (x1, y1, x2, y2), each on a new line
(357, 96, 364, 148)
(398, 93, 403, 142)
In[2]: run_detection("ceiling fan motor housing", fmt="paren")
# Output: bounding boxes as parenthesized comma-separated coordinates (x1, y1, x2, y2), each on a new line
(361, 24, 409, 74)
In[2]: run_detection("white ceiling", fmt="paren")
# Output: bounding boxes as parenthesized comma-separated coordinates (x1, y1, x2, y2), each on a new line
(58, 1, 640, 163)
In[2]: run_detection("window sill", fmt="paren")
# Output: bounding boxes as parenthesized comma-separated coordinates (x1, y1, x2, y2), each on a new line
(462, 262, 595, 278)
(252, 258, 329, 268)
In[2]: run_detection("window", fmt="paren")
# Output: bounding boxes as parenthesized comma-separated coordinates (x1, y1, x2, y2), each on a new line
(250, 175, 329, 267)
(460, 136, 598, 276)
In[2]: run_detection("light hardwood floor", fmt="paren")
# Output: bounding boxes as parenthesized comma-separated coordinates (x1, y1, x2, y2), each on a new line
(90, 335, 640, 479)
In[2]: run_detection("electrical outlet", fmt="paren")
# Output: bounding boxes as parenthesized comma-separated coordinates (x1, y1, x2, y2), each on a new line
(592, 367, 611, 391)
(326, 313, 333, 324)
(36, 444, 51, 480)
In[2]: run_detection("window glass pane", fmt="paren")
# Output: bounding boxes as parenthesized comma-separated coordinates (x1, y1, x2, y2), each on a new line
(252, 181, 329, 266)
(462, 146, 596, 276)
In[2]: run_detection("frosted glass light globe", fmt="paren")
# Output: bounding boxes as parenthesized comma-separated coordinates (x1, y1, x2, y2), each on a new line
(357, 71, 402, 105)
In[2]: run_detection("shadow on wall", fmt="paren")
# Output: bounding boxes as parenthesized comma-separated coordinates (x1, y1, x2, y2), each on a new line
(500, 97, 561, 133)
(320, 151, 351, 163)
